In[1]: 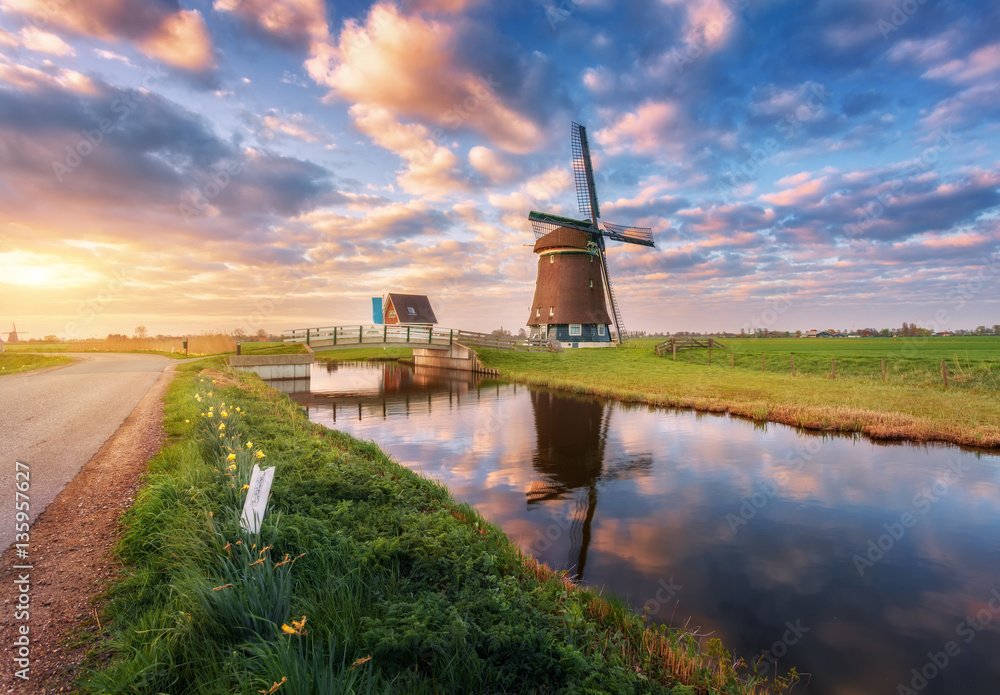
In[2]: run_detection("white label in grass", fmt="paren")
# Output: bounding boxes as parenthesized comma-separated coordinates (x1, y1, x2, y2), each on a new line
(240, 464, 275, 534)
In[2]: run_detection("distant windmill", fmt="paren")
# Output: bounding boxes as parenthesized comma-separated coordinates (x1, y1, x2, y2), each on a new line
(4, 323, 29, 343)
(527, 122, 656, 345)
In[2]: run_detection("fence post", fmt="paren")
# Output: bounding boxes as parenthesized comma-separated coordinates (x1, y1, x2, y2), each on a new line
(730, 352, 734, 368)
(708, 349, 712, 366)
(334, 326, 338, 345)
(428, 327, 433, 344)
(942, 359, 948, 388)
(673, 342, 677, 361)
(688, 348, 691, 363)
(306, 328, 311, 346)
(383, 324, 387, 342)
(406, 326, 410, 343)
(450, 329, 454, 346)
(791, 354, 795, 376)
(359, 326, 362, 344)
(881, 357, 885, 382)
(762, 354, 766, 372)
(831, 357, 835, 378)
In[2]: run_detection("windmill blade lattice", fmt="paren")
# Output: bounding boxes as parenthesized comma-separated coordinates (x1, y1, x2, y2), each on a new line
(571, 122, 600, 223)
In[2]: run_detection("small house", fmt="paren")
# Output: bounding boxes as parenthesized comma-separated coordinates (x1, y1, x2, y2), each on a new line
(383, 293, 438, 326)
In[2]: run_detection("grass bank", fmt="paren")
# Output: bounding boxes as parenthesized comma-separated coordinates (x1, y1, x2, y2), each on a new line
(0, 352, 73, 374)
(475, 340, 1000, 449)
(86, 360, 788, 695)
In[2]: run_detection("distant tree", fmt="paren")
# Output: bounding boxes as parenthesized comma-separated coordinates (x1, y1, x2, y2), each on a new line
(489, 326, 512, 338)
(256, 328, 268, 341)
(134, 325, 148, 339)
(975, 325, 986, 335)
(794, 330, 802, 337)
(517, 328, 527, 338)
(44, 334, 58, 342)
(232, 327, 247, 339)
(993, 324, 1000, 335)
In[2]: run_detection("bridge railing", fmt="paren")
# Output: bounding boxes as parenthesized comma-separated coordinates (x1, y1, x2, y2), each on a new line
(283, 325, 554, 352)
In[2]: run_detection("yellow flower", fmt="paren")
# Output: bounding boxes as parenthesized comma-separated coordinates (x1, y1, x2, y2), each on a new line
(222, 412, 229, 418)
(246, 442, 253, 448)
(212, 379, 217, 384)
(227, 453, 236, 461)
(218, 423, 226, 431)
(228, 464, 237, 471)
(255, 450, 265, 459)
(207, 412, 213, 417)
(241, 484, 249, 491)
(185, 419, 190, 423)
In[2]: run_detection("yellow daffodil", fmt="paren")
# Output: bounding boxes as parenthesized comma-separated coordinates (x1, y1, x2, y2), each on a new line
(207, 412, 213, 417)
(218, 423, 226, 431)
(241, 484, 249, 491)
(246, 442, 253, 448)
(227, 453, 236, 460)
(255, 450, 265, 459)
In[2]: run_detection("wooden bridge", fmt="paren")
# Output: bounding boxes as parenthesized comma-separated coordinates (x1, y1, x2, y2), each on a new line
(284, 325, 553, 352)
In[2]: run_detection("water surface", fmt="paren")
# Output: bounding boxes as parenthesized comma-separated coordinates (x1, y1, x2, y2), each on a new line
(275, 361, 1000, 695)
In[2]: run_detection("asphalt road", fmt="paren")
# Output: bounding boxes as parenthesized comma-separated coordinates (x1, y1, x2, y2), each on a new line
(0, 353, 173, 550)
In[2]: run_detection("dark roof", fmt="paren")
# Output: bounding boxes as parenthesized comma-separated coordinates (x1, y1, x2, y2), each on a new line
(386, 293, 438, 324)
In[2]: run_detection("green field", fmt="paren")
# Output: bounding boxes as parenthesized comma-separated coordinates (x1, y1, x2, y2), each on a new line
(475, 337, 1000, 449)
(84, 360, 781, 695)
(650, 336, 1000, 389)
(0, 352, 73, 374)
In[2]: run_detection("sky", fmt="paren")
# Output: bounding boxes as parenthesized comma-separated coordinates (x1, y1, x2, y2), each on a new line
(0, 0, 999, 339)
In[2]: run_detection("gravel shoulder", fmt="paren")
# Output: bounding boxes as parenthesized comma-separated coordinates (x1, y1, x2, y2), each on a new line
(1, 366, 174, 693)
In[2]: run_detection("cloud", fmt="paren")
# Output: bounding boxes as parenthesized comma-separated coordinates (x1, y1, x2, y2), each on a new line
(305, 2, 544, 154)
(469, 146, 521, 185)
(213, 0, 329, 51)
(594, 101, 683, 156)
(0, 0, 215, 71)
(922, 42, 1000, 84)
(19, 26, 75, 55)
(349, 103, 467, 198)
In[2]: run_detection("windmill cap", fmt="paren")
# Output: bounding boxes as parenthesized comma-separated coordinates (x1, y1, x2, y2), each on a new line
(533, 227, 589, 253)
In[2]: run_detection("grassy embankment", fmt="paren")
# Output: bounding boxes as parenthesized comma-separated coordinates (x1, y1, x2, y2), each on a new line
(314, 347, 414, 362)
(475, 337, 1000, 449)
(0, 352, 73, 374)
(85, 359, 789, 695)
(3, 335, 281, 357)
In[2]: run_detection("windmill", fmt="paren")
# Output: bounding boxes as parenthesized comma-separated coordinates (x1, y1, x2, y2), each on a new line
(526, 122, 655, 345)
(4, 323, 29, 343)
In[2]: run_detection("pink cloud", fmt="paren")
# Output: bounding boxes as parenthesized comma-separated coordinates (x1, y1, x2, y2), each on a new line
(594, 101, 682, 155)
(759, 177, 827, 207)
(305, 3, 542, 155)
(213, 0, 329, 50)
(0, 0, 214, 71)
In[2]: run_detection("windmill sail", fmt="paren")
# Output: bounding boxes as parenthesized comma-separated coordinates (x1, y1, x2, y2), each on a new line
(526, 122, 656, 345)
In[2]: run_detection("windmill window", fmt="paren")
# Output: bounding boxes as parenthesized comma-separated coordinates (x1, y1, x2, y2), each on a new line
(549, 255, 554, 264)
(535, 308, 540, 318)
(598, 325, 605, 336)
(589, 279, 593, 288)
(569, 324, 582, 336)
(549, 307, 554, 317)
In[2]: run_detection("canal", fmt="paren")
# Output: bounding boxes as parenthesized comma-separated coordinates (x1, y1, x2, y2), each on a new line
(269, 361, 1000, 695)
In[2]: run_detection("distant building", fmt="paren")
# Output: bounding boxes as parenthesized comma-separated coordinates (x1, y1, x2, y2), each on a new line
(383, 293, 438, 326)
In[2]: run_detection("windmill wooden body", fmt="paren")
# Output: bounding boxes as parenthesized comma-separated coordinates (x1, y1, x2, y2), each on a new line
(526, 123, 655, 346)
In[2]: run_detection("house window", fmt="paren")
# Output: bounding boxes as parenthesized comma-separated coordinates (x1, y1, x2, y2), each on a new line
(549, 255, 554, 264)
(589, 279, 593, 288)
(407, 307, 417, 315)
(569, 324, 582, 336)
(535, 307, 540, 318)
(598, 325, 605, 336)
(549, 307, 554, 318)
(387, 309, 396, 319)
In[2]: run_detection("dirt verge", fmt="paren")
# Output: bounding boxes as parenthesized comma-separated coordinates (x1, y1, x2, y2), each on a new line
(2, 366, 174, 693)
